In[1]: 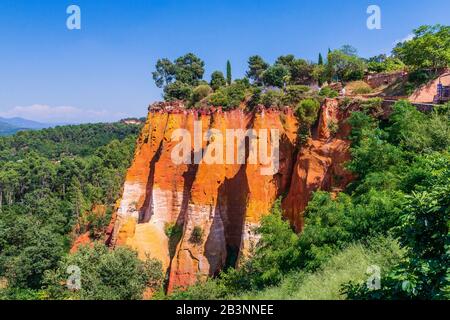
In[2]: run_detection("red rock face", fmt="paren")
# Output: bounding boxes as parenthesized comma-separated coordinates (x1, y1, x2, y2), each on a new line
(108, 99, 353, 292)
(283, 99, 354, 232)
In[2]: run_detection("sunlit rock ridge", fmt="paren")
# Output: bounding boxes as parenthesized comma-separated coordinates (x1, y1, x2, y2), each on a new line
(107, 99, 353, 292)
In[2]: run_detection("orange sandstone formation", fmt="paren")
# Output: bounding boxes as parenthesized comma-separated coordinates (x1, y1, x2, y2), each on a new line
(108, 99, 353, 292)
(283, 99, 353, 232)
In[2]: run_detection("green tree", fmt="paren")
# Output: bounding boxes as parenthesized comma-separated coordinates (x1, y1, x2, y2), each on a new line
(173, 53, 205, 86)
(327, 48, 366, 82)
(262, 64, 290, 88)
(318, 53, 324, 65)
(221, 199, 300, 290)
(44, 244, 164, 300)
(163, 81, 193, 101)
(393, 25, 450, 69)
(295, 98, 321, 141)
(275, 55, 314, 85)
(191, 84, 213, 105)
(152, 53, 205, 93)
(226, 60, 232, 85)
(210, 71, 226, 91)
(152, 58, 176, 88)
(367, 54, 405, 73)
(0, 215, 65, 289)
(246, 55, 269, 85)
(344, 153, 450, 300)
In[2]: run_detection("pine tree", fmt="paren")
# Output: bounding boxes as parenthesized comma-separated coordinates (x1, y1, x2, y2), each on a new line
(226, 60, 232, 85)
(318, 53, 324, 65)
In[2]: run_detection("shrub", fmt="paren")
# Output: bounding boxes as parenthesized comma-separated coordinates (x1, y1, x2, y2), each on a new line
(43, 243, 164, 300)
(319, 87, 339, 98)
(207, 90, 229, 107)
(295, 98, 321, 126)
(347, 81, 373, 95)
(295, 98, 321, 142)
(163, 81, 193, 101)
(283, 85, 311, 105)
(360, 97, 383, 116)
(328, 120, 339, 135)
(207, 81, 248, 109)
(190, 84, 212, 106)
(344, 153, 450, 300)
(260, 89, 285, 108)
(210, 71, 226, 91)
(165, 223, 183, 257)
(234, 237, 404, 300)
(262, 64, 290, 88)
(190, 226, 204, 244)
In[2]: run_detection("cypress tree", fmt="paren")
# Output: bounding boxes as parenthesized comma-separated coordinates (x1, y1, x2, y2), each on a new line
(318, 53, 324, 65)
(226, 60, 232, 85)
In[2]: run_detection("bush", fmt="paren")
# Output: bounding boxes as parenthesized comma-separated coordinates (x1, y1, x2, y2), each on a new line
(367, 55, 405, 73)
(262, 64, 290, 88)
(295, 98, 321, 142)
(235, 237, 404, 300)
(360, 98, 383, 116)
(163, 81, 193, 101)
(295, 99, 321, 126)
(260, 89, 285, 108)
(207, 81, 249, 109)
(207, 90, 229, 107)
(283, 85, 311, 105)
(210, 71, 226, 91)
(43, 243, 164, 300)
(344, 153, 450, 299)
(347, 81, 373, 95)
(190, 84, 212, 106)
(190, 226, 204, 244)
(319, 87, 339, 98)
(328, 120, 339, 135)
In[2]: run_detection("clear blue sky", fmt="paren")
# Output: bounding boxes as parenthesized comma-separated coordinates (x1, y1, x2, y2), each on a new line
(1, 0, 449, 123)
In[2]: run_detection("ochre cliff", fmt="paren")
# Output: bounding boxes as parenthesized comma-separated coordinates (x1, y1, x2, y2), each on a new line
(283, 99, 353, 232)
(106, 99, 353, 292)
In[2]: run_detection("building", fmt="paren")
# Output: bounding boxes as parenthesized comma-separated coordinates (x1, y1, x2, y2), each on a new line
(436, 74, 450, 103)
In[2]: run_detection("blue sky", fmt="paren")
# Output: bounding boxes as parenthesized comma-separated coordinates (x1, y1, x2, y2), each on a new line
(0, 0, 449, 123)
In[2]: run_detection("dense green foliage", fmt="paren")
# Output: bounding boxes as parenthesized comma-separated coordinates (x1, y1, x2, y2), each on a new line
(0, 122, 143, 299)
(393, 25, 450, 70)
(235, 238, 404, 300)
(327, 46, 366, 82)
(295, 98, 321, 142)
(367, 54, 405, 73)
(262, 64, 290, 88)
(210, 71, 226, 91)
(246, 55, 270, 85)
(43, 244, 163, 300)
(152, 24, 450, 110)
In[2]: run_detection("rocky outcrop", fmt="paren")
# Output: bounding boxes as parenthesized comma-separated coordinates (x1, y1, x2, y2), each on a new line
(108, 99, 353, 292)
(283, 99, 353, 232)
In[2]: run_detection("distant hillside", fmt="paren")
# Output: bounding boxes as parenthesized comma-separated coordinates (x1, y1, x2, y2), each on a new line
(0, 117, 51, 130)
(0, 117, 51, 136)
(0, 120, 24, 136)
